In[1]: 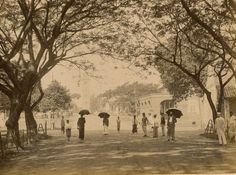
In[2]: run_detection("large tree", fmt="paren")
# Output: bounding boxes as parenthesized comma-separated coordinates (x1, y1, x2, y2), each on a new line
(0, 0, 134, 146)
(179, 0, 236, 67)
(100, 0, 235, 122)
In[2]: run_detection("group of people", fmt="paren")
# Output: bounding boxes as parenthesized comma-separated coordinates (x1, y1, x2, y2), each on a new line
(60, 111, 236, 145)
(60, 112, 178, 142)
(60, 114, 114, 141)
(132, 112, 177, 141)
(215, 111, 236, 146)
(60, 114, 86, 142)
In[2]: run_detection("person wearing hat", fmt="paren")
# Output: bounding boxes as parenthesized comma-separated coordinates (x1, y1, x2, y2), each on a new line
(215, 112, 227, 145)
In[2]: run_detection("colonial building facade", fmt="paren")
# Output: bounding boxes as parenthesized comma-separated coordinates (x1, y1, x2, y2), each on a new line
(136, 90, 205, 130)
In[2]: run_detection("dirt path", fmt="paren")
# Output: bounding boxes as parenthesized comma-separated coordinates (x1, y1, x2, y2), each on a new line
(0, 130, 236, 175)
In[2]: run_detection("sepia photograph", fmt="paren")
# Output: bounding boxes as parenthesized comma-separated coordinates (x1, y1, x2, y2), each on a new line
(0, 0, 236, 174)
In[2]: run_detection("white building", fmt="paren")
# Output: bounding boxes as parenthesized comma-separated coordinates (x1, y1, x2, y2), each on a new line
(136, 88, 206, 130)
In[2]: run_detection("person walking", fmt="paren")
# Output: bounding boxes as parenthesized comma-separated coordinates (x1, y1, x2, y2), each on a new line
(215, 112, 227, 145)
(61, 116, 65, 134)
(153, 114, 159, 138)
(65, 120, 71, 142)
(103, 117, 109, 135)
(77, 114, 86, 140)
(117, 116, 121, 132)
(167, 112, 177, 141)
(228, 111, 236, 142)
(132, 115, 138, 134)
(141, 113, 149, 137)
(160, 113, 166, 136)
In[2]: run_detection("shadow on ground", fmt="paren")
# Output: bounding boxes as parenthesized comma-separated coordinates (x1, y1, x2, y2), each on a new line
(0, 130, 236, 175)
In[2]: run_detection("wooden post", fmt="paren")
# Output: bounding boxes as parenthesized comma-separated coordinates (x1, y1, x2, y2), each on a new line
(0, 132, 4, 158)
(45, 121, 47, 135)
(22, 130, 25, 147)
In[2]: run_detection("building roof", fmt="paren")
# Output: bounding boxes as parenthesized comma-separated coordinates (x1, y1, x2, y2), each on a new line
(224, 86, 236, 98)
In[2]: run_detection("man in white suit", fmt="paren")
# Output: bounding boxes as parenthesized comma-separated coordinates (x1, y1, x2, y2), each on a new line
(215, 112, 227, 145)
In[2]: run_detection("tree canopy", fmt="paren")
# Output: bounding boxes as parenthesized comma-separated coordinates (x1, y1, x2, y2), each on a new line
(98, 0, 236, 121)
(91, 82, 162, 113)
(38, 80, 71, 112)
(0, 0, 136, 140)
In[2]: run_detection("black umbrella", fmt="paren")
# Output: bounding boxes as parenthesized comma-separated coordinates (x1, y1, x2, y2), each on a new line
(98, 112, 110, 118)
(79, 109, 90, 116)
(166, 108, 183, 118)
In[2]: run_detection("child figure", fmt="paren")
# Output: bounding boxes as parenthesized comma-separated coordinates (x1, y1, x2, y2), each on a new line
(65, 120, 72, 141)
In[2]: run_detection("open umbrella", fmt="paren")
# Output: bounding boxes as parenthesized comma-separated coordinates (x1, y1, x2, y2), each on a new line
(98, 112, 110, 118)
(166, 108, 183, 118)
(79, 109, 90, 116)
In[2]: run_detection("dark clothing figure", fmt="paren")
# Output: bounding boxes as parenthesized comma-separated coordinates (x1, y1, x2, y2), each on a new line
(132, 116, 138, 133)
(77, 116, 86, 140)
(65, 120, 71, 142)
(103, 118, 109, 135)
(161, 116, 166, 125)
(117, 117, 121, 132)
(61, 118, 65, 134)
(160, 116, 166, 136)
(103, 118, 109, 126)
(167, 114, 177, 141)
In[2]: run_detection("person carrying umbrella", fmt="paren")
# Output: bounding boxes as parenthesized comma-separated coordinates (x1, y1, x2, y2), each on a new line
(166, 109, 182, 142)
(77, 110, 89, 140)
(167, 111, 177, 141)
(103, 117, 109, 135)
(98, 112, 110, 135)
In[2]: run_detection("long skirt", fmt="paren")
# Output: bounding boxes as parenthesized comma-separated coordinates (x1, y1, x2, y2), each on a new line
(167, 125, 175, 140)
(66, 128, 71, 138)
(142, 125, 147, 136)
(153, 126, 158, 138)
(79, 127, 85, 140)
(117, 123, 120, 132)
(104, 125, 109, 135)
(132, 124, 137, 133)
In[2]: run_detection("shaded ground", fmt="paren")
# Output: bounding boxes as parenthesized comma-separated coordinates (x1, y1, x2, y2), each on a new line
(0, 130, 236, 175)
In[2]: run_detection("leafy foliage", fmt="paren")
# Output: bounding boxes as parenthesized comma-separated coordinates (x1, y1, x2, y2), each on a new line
(91, 82, 162, 113)
(157, 61, 204, 102)
(38, 81, 72, 112)
(0, 91, 10, 110)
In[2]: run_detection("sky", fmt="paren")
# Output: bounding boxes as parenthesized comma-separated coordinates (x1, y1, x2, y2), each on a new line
(41, 55, 162, 97)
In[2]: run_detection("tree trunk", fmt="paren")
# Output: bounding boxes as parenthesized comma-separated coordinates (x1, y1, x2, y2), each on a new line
(205, 91, 218, 123)
(5, 98, 24, 149)
(217, 85, 224, 113)
(24, 103, 38, 140)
